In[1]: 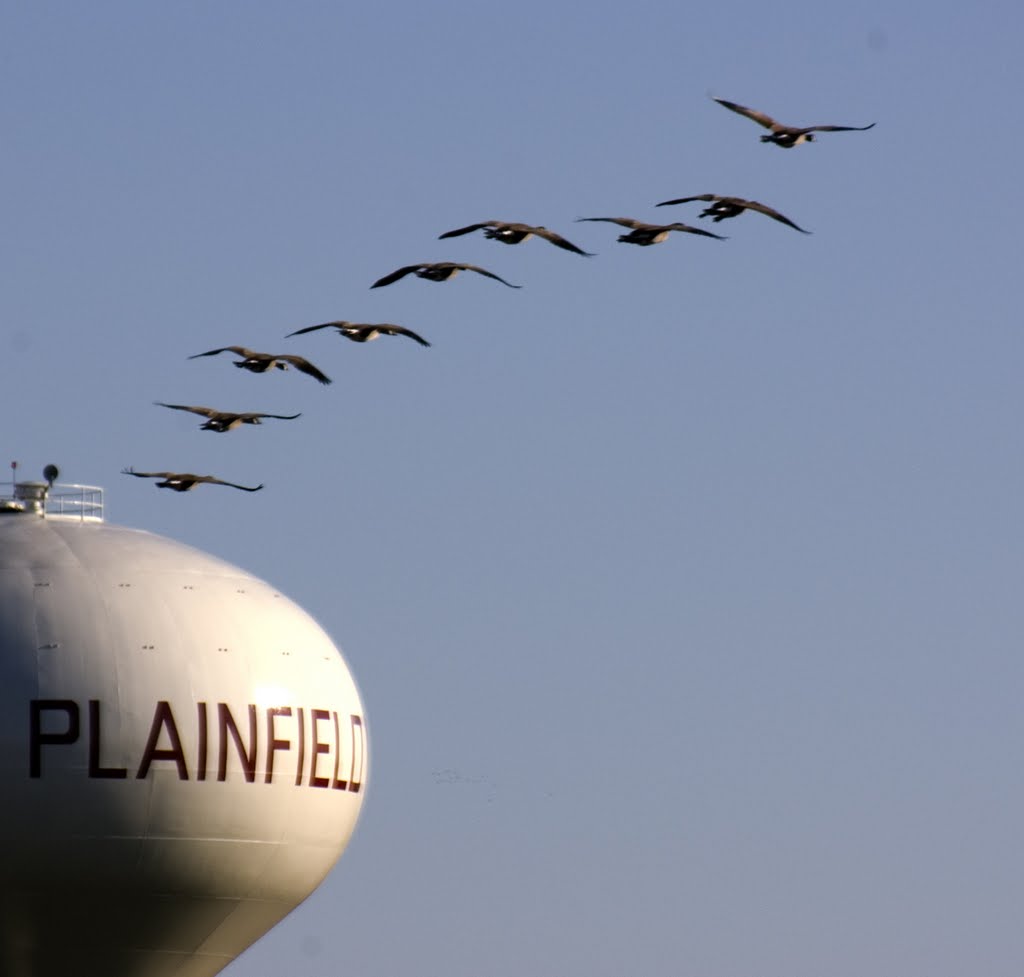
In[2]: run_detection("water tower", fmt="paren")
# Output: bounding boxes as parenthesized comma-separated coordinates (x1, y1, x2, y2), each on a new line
(0, 470, 368, 976)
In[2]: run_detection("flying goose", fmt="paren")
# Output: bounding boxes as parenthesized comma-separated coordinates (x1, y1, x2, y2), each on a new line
(121, 468, 264, 492)
(712, 96, 875, 148)
(371, 262, 521, 289)
(286, 321, 431, 347)
(656, 194, 811, 233)
(575, 217, 726, 246)
(438, 221, 594, 256)
(154, 402, 302, 432)
(187, 346, 332, 384)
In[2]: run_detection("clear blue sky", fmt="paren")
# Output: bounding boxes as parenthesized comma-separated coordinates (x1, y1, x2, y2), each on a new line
(5, 3, 1024, 975)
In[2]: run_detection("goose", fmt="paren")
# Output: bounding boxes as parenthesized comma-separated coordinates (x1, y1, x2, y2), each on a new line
(656, 194, 810, 233)
(438, 221, 594, 256)
(574, 217, 726, 246)
(712, 96, 875, 148)
(371, 262, 521, 289)
(286, 321, 431, 347)
(121, 468, 264, 492)
(154, 402, 302, 432)
(187, 346, 331, 384)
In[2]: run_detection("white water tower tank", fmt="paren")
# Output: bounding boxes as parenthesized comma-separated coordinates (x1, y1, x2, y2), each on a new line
(0, 477, 368, 977)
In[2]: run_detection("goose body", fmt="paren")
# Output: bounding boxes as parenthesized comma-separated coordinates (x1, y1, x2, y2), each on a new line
(286, 321, 431, 347)
(713, 96, 875, 148)
(438, 221, 593, 256)
(656, 194, 810, 233)
(121, 468, 264, 492)
(154, 402, 302, 432)
(187, 346, 332, 384)
(371, 262, 521, 289)
(575, 217, 726, 246)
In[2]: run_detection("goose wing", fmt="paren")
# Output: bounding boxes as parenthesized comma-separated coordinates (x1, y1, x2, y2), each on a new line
(277, 354, 332, 384)
(154, 402, 220, 419)
(371, 265, 421, 288)
(375, 324, 432, 346)
(193, 474, 265, 492)
(121, 467, 176, 480)
(804, 122, 876, 133)
(712, 97, 784, 132)
(456, 264, 522, 288)
(575, 217, 644, 229)
(741, 200, 812, 233)
(438, 222, 498, 239)
(663, 223, 728, 240)
(531, 226, 595, 256)
(285, 320, 353, 338)
(656, 194, 717, 207)
(187, 345, 256, 360)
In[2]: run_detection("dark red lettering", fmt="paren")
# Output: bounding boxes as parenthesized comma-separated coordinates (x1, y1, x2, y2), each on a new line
(136, 701, 189, 780)
(29, 698, 367, 791)
(29, 699, 79, 777)
(88, 700, 127, 779)
(348, 714, 365, 792)
(308, 708, 331, 788)
(331, 711, 347, 790)
(295, 706, 305, 786)
(218, 703, 257, 782)
(196, 701, 208, 781)
(265, 707, 292, 783)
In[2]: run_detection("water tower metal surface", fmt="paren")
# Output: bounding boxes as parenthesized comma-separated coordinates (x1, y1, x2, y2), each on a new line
(0, 479, 368, 977)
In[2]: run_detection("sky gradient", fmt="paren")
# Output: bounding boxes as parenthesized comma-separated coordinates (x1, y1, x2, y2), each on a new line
(4, 3, 1024, 976)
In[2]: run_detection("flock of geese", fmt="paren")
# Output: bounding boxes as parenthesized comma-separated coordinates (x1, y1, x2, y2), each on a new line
(122, 95, 874, 495)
